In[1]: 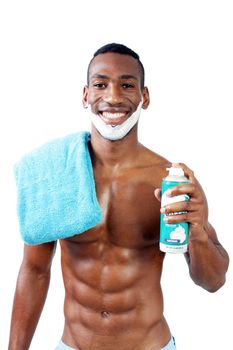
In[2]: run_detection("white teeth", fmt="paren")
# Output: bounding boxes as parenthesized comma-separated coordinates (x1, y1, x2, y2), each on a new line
(102, 112, 126, 119)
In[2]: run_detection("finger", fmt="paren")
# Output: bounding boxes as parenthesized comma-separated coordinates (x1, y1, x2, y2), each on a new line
(166, 183, 196, 197)
(154, 188, 161, 202)
(172, 162, 195, 183)
(161, 201, 199, 215)
(163, 211, 198, 224)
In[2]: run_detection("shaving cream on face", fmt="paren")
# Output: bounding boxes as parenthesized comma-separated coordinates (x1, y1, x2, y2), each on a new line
(88, 101, 143, 141)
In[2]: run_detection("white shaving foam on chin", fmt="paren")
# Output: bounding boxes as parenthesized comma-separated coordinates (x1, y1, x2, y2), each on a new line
(88, 101, 143, 141)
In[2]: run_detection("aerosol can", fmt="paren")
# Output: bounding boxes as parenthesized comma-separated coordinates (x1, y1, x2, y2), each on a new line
(160, 167, 190, 253)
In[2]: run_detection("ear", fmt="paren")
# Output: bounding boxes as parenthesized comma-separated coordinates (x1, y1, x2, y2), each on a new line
(82, 85, 89, 108)
(142, 87, 150, 109)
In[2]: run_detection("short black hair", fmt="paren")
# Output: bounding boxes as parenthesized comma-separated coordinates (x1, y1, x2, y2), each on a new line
(87, 43, 145, 89)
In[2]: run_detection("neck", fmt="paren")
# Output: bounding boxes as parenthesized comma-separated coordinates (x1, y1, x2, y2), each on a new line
(89, 125, 140, 171)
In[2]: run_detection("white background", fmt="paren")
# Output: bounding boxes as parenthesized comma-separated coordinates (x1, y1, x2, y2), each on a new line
(0, 1, 232, 349)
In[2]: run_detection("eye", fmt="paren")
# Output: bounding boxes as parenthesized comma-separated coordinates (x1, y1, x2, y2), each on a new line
(93, 83, 106, 89)
(122, 83, 135, 89)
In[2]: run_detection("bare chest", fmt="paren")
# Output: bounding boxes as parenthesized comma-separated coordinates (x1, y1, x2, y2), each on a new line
(68, 171, 162, 248)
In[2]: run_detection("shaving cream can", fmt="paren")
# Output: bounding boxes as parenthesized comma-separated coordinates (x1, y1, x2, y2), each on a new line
(160, 167, 190, 254)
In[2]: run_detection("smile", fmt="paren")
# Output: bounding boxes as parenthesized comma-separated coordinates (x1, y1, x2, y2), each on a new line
(102, 112, 127, 119)
(99, 111, 129, 125)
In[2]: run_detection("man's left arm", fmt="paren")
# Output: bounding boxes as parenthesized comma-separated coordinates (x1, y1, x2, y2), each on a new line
(159, 163, 229, 293)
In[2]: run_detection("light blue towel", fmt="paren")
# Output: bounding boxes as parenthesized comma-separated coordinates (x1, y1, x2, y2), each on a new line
(14, 131, 102, 245)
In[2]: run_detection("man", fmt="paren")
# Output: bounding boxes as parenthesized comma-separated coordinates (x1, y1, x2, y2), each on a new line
(8, 43, 229, 350)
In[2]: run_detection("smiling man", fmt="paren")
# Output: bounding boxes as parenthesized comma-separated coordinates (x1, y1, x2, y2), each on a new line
(8, 43, 229, 350)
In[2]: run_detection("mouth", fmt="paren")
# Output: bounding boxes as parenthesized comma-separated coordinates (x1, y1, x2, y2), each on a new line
(98, 111, 129, 127)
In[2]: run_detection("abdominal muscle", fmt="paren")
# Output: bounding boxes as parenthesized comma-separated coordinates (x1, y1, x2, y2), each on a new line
(59, 239, 171, 350)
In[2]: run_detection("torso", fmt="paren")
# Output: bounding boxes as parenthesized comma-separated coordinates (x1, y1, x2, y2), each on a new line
(59, 143, 171, 350)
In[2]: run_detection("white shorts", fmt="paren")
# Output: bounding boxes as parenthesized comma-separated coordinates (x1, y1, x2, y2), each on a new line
(55, 337, 176, 349)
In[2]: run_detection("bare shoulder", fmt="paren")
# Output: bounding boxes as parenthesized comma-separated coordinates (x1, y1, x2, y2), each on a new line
(136, 143, 171, 182)
(138, 143, 169, 165)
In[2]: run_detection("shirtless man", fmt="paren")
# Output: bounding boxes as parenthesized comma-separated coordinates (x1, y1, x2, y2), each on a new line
(8, 43, 229, 350)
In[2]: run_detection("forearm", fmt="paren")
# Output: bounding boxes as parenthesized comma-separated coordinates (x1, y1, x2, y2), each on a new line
(158, 163, 230, 292)
(187, 226, 229, 292)
(8, 265, 51, 350)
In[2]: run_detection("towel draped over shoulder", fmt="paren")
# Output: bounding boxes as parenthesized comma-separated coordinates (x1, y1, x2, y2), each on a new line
(14, 131, 102, 245)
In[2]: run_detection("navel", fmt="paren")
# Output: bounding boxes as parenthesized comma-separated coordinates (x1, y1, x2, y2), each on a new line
(101, 310, 111, 318)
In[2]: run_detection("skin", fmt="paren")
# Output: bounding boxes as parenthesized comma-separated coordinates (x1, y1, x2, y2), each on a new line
(8, 52, 229, 350)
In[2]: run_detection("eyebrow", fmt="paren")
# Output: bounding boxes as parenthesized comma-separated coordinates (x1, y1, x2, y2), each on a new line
(90, 74, 138, 81)
(91, 74, 109, 80)
(120, 75, 138, 80)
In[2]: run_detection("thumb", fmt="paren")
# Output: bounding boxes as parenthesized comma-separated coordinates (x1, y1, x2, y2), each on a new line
(154, 188, 162, 202)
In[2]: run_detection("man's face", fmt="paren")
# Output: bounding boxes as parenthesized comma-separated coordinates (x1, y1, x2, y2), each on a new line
(83, 53, 149, 128)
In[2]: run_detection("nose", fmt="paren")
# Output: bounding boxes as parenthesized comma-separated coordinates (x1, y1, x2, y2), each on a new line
(103, 83, 123, 105)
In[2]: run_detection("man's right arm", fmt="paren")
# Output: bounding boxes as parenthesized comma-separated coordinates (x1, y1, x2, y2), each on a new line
(8, 241, 57, 350)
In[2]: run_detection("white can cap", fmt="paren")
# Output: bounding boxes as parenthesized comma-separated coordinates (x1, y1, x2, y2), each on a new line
(166, 167, 184, 176)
